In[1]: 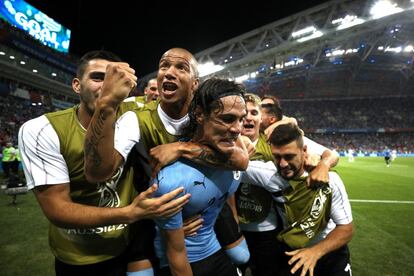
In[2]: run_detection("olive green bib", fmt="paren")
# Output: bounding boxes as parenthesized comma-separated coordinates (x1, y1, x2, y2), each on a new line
(236, 133, 274, 224)
(44, 106, 136, 265)
(277, 177, 332, 249)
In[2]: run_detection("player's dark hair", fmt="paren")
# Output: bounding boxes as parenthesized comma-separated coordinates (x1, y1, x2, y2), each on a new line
(269, 123, 303, 148)
(183, 78, 246, 137)
(76, 50, 122, 78)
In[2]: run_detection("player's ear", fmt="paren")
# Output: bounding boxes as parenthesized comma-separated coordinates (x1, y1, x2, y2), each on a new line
(72, 78, 81, 94)
(302, 144, 308, 160)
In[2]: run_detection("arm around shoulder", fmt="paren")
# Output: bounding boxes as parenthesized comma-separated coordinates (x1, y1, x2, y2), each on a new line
(150, 137, 248, 175)
(33, 184, 132, 228)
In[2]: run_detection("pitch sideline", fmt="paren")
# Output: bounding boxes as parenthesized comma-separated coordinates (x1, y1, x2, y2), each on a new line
(350, 199, 414, 204)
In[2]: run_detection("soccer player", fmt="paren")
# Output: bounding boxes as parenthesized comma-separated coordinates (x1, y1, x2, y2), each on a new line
(18, 50, 189, 275)
(153, 78, 247, 276)
(243, 123, 353, 276)
(237, 93, 339, 276)
(384, 148, 392, 167)
(84, 48, 250, 272)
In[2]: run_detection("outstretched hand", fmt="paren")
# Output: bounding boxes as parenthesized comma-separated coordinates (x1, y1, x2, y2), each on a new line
(286, 247, 321, 276)
(128, 184, 190, 222)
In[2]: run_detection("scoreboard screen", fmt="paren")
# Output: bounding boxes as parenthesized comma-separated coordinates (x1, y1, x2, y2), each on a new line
(0, 0, 71, 53)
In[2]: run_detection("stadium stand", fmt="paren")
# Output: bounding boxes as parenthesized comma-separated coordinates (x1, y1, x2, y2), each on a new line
(1, 0, 414, 160)
(163, 0, 414, 157)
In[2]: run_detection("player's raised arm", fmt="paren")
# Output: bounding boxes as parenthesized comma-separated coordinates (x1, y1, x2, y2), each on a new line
(84, 62, 137, 182)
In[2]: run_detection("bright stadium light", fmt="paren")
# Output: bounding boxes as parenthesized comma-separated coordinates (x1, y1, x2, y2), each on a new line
(284, 57, 304, 67)
(384, 46, 402, 53)
(292, 26, 316, 38)
(370, 1, 403, 19)
(235, 74, 249, 83)
(333, 15, 366, 30)
(0, 51, 5, 55)
(198, 61, 224, 77)
(326, 48, 359, 57)
(20, 61, 26, 65)
(404, 45, 414, 52)
(296, 31, 324, 43)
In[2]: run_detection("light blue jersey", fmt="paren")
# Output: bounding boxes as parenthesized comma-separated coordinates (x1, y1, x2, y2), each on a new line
(153, 158, 241, 267)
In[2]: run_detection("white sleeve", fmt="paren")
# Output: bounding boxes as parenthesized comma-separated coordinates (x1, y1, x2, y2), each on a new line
(114, 111, 140, 160)
(304, 136, 328, 156)
(329, 172, 353, 225)
(18, 116, 69, 189)
(241, 160, 289, 193)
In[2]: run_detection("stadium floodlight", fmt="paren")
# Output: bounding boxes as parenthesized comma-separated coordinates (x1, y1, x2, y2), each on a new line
(284, 57, 304, 67)
(404, 45, 414, 52)
(0, 51, 5, 55)
(20, 61, 25, 65)
(198, 61, 225, 77)
(332, 15, 366, 30)
(326, 48, 359, 57)
(292, 26, 316, 38)
(235, 74, 249, 83)
(345, 48, 359, 54)
(9, 55, 15, 59)
(32, 69, 38, 73)
(296, 31, 324, 43)
(370, 1, 403, 19)
(385, 46, 402, 53)
(51, 72, 57, 76)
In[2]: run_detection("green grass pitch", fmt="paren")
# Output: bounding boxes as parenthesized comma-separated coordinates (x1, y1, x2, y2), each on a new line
(0, 157, 413, 275)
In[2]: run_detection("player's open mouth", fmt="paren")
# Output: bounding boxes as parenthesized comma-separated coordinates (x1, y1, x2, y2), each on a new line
(161, 82, 178, 97)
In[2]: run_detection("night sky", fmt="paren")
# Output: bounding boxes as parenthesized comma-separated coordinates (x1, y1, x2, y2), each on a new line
(26, 0, 329, 76)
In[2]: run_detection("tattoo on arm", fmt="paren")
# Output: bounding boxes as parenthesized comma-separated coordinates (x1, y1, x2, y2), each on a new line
(193, 147, 233, 167)
(85, 110, 109, 169)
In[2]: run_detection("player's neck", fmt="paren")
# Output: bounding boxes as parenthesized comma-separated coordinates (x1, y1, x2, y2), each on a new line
(76, 104, 93, 129)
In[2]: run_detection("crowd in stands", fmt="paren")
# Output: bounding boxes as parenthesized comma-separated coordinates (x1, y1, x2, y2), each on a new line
(1, 18, 414, 155)
(0, 93, 50, 146)
(281, 96, 414, 129)
(307, 132, 414, 155)
(1, 90, 413, 154)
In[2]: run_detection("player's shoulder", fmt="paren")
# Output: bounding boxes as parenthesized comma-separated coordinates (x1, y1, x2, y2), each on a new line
(328, 171, 347, 192)
(20, 114, 50, 132)
(155, 160, 195, 192)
